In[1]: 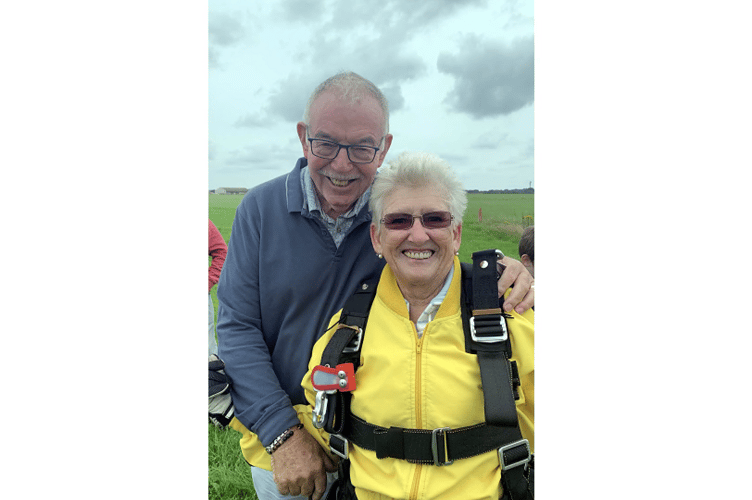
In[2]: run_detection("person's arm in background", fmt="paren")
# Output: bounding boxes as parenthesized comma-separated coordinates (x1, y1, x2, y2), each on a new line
(497, 255, 534, 314)
(208, 219, 227, 292)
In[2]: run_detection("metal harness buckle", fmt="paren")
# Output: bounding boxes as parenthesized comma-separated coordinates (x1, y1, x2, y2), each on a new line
(498, 439, 531, 471)
(337, 324, 364, 353)
(470, 314, 508, 343)
(431, 427, 453, 466)
(329, 434, 349, 459)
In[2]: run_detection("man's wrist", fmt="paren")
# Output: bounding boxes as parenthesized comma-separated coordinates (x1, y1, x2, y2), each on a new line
(265, 423, 304, 454)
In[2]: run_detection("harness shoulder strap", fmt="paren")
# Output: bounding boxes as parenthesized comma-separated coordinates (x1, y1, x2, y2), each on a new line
(315, 276, 379, 435)
(462, 250, 532, 500)
(460, 251, 519, 426)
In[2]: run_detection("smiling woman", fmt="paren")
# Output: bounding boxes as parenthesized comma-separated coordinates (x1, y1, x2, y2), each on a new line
(369, 152, 466, 320)
(302, 151, 534, 500)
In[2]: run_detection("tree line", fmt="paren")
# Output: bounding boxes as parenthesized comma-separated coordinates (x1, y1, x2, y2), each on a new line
(466, 188, 534, 194)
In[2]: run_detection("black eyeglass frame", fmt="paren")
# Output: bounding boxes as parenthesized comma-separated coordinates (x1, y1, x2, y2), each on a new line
(306, 137, 382, 164)
(380, 211, 455, 230)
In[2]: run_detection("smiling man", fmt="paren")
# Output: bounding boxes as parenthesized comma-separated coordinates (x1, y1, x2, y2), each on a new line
(297, 84, 392, 219)
(216, 72, 535, 500)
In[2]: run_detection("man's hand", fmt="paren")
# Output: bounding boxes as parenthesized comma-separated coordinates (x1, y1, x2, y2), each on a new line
(497, 256, 534, 314)
(271, 426, 337, 500)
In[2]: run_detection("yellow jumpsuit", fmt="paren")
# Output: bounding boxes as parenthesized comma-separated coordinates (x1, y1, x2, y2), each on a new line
(303, 258, 534, 500)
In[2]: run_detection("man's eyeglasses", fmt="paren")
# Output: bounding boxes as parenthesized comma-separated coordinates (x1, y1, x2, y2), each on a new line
(307, 138, 380, 164)
(380, 211, 454, 230)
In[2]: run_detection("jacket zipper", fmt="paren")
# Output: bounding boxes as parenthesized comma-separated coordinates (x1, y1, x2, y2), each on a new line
(409, 332, 425, 500)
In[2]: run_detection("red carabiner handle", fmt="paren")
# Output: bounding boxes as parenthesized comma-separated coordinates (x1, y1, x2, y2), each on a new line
(311, 363, 356, 392)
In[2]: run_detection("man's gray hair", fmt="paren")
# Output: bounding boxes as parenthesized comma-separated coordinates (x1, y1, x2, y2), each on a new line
(370, 151, 467, 231)
(303, 71, 390, 135)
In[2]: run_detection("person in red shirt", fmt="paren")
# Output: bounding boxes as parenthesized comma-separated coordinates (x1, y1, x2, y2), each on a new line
(209, 219, 227, 356)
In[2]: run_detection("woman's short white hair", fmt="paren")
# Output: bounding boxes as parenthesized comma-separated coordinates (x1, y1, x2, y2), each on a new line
(370, 151, 467, 231)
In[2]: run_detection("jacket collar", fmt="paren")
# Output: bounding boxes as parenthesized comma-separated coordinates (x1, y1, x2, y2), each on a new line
(377, 257, 462, 321)
(285, 157, 307, 214)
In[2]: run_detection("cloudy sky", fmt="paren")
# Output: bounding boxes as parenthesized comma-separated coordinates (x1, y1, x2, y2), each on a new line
(208, 0, 534, 191)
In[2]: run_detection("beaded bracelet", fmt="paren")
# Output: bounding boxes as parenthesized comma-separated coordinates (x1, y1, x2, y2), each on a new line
(265, 423, 304, 455)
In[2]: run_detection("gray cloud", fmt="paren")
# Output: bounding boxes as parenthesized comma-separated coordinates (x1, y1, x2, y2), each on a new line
(472, 132, 512, 149)
(209, 11, 247, 70)
(235, 112, 268, 128)
(378, 84, 405, 116)
(276, 0, 485, 28)
(225, 141, 301, 169)
(226, 0, 505, 126)
(209, 12, 246, 46)
(259, 32, 425, 123)
(276, 0, 327, 22)
(261, 57, 419, 125)
(328, 0, 486, 30)
(257, 0, 483, 121)
(265, 73, 326, 123)
(438, 35, 533, 118)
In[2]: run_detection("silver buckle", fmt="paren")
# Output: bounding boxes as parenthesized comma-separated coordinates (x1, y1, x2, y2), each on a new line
(431, 427, 453, 466)
(329, 434, 349, 459)
(498, 439, 530, 471)
(312, 391, 328, 429)
(340, 325, 364, 353)
(469, 315, 508, 343)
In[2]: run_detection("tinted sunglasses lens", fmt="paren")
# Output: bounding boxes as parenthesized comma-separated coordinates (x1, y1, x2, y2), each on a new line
(422, 212, 452, 228)
(382, 213, 413, 229)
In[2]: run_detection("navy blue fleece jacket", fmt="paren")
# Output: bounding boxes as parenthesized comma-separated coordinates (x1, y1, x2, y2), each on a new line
(216, 158, 383, 447)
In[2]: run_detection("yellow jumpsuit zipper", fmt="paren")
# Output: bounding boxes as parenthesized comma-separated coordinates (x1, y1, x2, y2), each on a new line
(409, 330, 424, 499)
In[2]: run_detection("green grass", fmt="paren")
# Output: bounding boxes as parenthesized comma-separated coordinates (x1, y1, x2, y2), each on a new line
(209, 423, 258, 500)
(459, 193, 533, 262)
(209, 194, 245, 244)
(208, 191, 533, 499)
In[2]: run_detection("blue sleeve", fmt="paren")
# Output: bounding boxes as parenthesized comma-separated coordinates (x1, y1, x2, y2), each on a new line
(216, 198, 300, 446)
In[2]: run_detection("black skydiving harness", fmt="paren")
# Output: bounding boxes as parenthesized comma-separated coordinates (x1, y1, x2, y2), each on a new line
(311, 250, 533, 500)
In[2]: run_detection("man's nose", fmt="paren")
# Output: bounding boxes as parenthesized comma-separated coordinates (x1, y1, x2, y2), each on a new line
(330, 146, 352, 169)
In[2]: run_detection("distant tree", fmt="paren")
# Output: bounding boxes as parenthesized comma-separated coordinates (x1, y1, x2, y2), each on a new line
(465, 188, 534, 194)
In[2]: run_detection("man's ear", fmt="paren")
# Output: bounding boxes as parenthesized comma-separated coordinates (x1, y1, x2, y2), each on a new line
(520, 254, 533, 268)
(376, 133, 393, 164)
(297, 122, 309, 156)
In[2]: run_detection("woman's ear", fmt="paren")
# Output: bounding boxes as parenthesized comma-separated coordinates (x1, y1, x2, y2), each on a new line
(370, 223, 382, 256)
(453, 223, 462, 254)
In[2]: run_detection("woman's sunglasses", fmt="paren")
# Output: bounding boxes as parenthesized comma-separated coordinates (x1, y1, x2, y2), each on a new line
(380, 211, 454, 230)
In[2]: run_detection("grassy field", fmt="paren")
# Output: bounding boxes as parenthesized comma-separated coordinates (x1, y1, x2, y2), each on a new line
(208, 192, 533, 262)
(207, 192, 533, 500)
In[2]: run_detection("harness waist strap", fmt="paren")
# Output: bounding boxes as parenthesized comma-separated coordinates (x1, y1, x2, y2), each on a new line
(344, 414, 524, 465)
